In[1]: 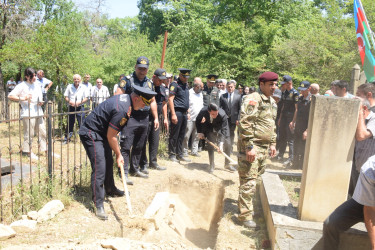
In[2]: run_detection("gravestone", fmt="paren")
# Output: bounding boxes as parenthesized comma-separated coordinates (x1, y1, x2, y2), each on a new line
(298, 96, 360, 222)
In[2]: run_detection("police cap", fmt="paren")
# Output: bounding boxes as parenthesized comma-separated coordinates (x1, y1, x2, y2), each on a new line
(178, 68, 192, 78)
(132, 85, 157, 106)
(206, 74, 218, 83)
(136, 56, 149, 68)
(298, 81, 311, 91)
(154, 68, 167, 80)
(280, 75, 292, 85)
(258, 71, 279, 83)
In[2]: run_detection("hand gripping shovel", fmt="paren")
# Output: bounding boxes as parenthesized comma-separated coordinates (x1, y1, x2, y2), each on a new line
(205, 138, 238, 166)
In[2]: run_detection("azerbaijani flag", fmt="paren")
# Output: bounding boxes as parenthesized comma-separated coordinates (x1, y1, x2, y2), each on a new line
(354, 0, 375, 82)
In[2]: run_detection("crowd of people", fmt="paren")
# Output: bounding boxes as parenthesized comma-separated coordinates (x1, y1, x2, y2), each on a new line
(7, 57, 375, 245)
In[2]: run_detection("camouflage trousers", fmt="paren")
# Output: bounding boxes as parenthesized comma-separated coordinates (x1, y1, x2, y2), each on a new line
(237, 146, 269, 221)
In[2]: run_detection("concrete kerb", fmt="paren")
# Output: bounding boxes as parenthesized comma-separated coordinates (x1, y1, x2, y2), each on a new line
(260, 170, 370, 250)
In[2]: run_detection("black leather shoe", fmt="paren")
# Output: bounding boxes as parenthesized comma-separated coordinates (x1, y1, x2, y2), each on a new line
(132, 170, 149, 178)
(225, 165, 237, 172)
(106, 187, 125, 197)
(243, 220, 257, 229)
(140, 167, 149, 174)
(150, 164, 166, 171)
(169, 156, 178, 162)
(96, 207, 108, 220)
(177, 156, 191, 163)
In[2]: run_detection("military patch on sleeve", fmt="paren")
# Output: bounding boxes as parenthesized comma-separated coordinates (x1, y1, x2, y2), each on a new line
(170, 86, 175, 91)
(289, 93, 293, 98)
(120, 117, 127, 126)
(294, 95, 299, 102)
(248, 100, 257, 106)
(119, 95, 128, 102)
(148, 81, 152, 89)
(119, 80, 126, 88)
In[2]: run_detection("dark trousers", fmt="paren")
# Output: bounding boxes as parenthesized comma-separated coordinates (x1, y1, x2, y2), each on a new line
(80, 132, 115, 208)
(120, 115, 149, 174)
(278, 115, 294, 160)
(140, 118, 160, 168)
(224, 122, 236, 166)
(66, 105, 85, 139)
(292, 132, 306, 169)
(323, 198, 364, 250)
(169, 110, 187, 158)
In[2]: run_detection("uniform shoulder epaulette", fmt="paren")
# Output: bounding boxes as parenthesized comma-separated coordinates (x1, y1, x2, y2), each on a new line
(125, 75, 131, 80)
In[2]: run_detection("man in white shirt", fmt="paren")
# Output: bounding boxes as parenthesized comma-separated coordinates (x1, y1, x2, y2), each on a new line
(6, 77, 16, 93)
(8, 67, 46, 160)
(36, 70, 53, 105)
(91, 78, 110, 108)
(182, 77, 204, 157)
(63, 74, 88, 143)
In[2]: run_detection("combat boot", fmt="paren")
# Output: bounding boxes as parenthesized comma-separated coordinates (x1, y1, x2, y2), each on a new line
(96, 207, 108, 220)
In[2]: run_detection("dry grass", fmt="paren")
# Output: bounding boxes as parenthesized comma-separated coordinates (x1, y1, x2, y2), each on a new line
(280, 175, 301, 208)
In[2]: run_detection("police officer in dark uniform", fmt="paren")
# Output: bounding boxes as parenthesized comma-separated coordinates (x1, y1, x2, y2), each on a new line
(140, 68, 169, 171)
(290, 81, 311, 169)
(196, 103, 229, 173)
(115, 56, 159, 180)
(79, 85, 156, 220)
(202, 74, 220, 107)
(168, 68, 191, 163)
(277, 75, 299, 166)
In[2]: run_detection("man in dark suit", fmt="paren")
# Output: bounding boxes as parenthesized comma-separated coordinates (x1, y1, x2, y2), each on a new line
(220, 80, 241, 171)
(196, 103, 230, 173)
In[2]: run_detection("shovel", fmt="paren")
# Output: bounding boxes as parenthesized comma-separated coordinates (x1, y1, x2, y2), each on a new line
(205, 138, 238, 166)
(119, 163, 134, 218)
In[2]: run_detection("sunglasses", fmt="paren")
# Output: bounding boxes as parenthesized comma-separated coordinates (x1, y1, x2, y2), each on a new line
(140, 95, 151, 106)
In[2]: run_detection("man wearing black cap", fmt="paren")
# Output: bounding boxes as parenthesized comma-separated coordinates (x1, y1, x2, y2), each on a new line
(79, 85, 156, 220)
(289, 81, 311, 169)
(168, 68, 192, 163)
(116, 56, 159, 180)
(237, 71, 278, 228)
(139, 68, 169, 172)
(203, 74, 220, 107)
(277, 75, 299, 166)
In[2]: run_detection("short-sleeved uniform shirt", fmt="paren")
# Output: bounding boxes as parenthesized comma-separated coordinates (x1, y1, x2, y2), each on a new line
(154, 84, 167, 115)
(353, 154, 375, 206)
(169, 78, 189, 111)
(121, 72, 153, 114)
(79, 94, 132, 141)
(281, 88, 299, 116)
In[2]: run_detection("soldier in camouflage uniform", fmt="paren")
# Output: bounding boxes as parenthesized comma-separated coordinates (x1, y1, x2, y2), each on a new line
(237, 71, 278, 228)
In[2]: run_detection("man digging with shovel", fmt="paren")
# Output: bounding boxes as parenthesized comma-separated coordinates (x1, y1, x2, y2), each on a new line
(195, 103, 233, 173)
(79, 85, 156, 220)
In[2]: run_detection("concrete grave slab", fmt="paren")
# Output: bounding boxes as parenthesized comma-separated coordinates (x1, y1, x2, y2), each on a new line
(299, 96, 360, 222)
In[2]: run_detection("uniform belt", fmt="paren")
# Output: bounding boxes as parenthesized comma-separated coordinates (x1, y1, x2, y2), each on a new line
(175, 107, 188, 114)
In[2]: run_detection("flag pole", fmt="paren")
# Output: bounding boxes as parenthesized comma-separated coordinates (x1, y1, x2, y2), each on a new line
(358, 0, 375, 48)
(161, 31, 168, 68)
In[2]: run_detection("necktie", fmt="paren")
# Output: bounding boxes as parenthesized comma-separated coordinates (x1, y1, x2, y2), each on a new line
(228, 93, 232, 109)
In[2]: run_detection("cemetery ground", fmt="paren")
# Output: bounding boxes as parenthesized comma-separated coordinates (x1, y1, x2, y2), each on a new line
(0, 138, 292, 250)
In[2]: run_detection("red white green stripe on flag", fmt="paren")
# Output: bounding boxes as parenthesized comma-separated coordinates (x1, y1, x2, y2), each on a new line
(354, 0, 375, 82)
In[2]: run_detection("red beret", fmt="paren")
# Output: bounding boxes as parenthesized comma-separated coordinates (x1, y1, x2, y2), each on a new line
(258, 71, 279, 82)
